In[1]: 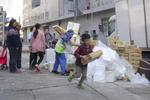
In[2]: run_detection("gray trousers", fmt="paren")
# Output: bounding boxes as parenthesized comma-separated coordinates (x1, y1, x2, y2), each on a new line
(76, 65, 87, 86)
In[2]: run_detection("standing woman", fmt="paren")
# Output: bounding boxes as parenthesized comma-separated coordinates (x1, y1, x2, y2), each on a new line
(30, 23, 45, 72)
(7, 19, 21, 73)
(16, 22, 23, 71)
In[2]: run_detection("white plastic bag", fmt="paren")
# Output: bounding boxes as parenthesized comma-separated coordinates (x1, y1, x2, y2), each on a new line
(130, 73, 150, 85)
(104, 71, 116, 82)
(66, 53, 76, 64)
(87, 59, 106, 82)
(87, 61, 97, 82)
(93, 72, 105, 82)
(87, 41, 150, 84)
(45, 48, 55, 63)
(95, 41, 119, 62)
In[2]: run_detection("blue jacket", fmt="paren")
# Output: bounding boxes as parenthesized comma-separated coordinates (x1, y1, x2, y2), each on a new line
(7, 27, 22, 48)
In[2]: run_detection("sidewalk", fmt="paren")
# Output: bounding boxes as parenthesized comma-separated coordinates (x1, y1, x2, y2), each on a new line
(0, 52, 149, 100)
(0, 69, 149, 100)
(85, 81, 150, 100)
(22, 44, 29, 53)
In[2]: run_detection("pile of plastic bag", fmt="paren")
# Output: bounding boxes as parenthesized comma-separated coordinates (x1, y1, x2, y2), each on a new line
(87, 41, 150, 85)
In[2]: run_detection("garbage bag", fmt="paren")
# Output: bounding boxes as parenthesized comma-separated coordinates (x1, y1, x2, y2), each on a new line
(130, 73, 150, 85)
(87, 58, 106, 82)
(94, 41, 119, 62)
(104, 71, 116, 82)
(45, 48, 55, 63)
(41, 49, 55, 69)
(93, 72, 105, 82)
(87, 40, 150, 84)
(87, 60, 97, 82)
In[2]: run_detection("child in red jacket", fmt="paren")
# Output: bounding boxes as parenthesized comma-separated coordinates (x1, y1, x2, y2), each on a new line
(71, 33, 94, 88)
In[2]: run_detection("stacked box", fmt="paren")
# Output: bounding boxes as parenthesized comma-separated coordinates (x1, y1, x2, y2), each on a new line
(125, 46, 142, 72)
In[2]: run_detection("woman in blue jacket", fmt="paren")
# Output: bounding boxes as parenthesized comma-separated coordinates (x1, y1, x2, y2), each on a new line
(7, 19, 22, 73)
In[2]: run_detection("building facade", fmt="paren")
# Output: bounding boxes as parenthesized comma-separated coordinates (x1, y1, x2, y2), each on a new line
(23, 0, 115, 43)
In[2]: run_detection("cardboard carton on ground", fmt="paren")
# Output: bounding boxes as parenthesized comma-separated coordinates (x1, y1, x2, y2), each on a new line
(125, 49, 135, 53)
(81, 50, 103, 65)
(134, 48, 141, 53)
(130, 60, 140, 65)
(124, 57, 129, 60)
(129, 56, 141, 61)
(122, 53, 129, 57)
(133, 61, 141, 65)
(133, 53, 142, 57)
(127, 45, 137, 49)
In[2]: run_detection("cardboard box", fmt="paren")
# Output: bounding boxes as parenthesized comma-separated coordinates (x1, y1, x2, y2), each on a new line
(67, 22, 80, 34)
(53, 25, 66, 35)
(124, 57, 129, 60)
(134, 48, 141, 53)
(126, 49, 135, 53)
(81, 50, 103, 65)
(127, 45, 137, 49)
(90, 40, 97, 46)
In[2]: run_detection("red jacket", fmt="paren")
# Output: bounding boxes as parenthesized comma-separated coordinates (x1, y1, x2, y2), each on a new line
(74, 44, 94, 66)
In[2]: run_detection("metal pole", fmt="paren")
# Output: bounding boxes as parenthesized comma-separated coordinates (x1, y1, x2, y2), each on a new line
(127, 0, 132, 43)
(74, 0, 78, 22)
(143, 0, 148, 48)
(91, 0, 94, 34)
(2, 11, 5, 45)
(19, 16, 21, 23)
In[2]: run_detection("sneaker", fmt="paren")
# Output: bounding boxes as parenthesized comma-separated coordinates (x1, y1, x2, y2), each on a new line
(61, 73, 67, 76)
(35, 64, 40, 72)
(16, 69, 22, 73)
(67, 75, 73, 82)
(29, 67, 34, 71)
(51, 70, 59, 74)
(77, 84, 84, 89)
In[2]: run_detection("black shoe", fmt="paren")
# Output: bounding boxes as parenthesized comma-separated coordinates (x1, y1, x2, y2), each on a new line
(52, 70, 59, 74)
(61, 73, 67, 76)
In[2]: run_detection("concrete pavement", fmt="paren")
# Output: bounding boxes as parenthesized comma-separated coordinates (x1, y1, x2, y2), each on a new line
(0, 52, 149, 100)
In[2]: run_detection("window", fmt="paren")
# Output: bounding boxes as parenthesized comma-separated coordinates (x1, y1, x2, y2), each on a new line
(32, 0, 40, 9)
(101, 18, 109, 37)
(108, 20, 115, 36)
(91, 30, 98, 40)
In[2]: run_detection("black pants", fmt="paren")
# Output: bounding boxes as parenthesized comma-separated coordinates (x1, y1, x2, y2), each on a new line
(17, 46, 22, 69)
(29, 52, 34, 70)
(8, 47, 18, 73)
(30, 52, 44, 69)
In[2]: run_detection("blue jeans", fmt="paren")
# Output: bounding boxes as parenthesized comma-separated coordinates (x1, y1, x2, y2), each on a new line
(53, 52, 66, 74)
